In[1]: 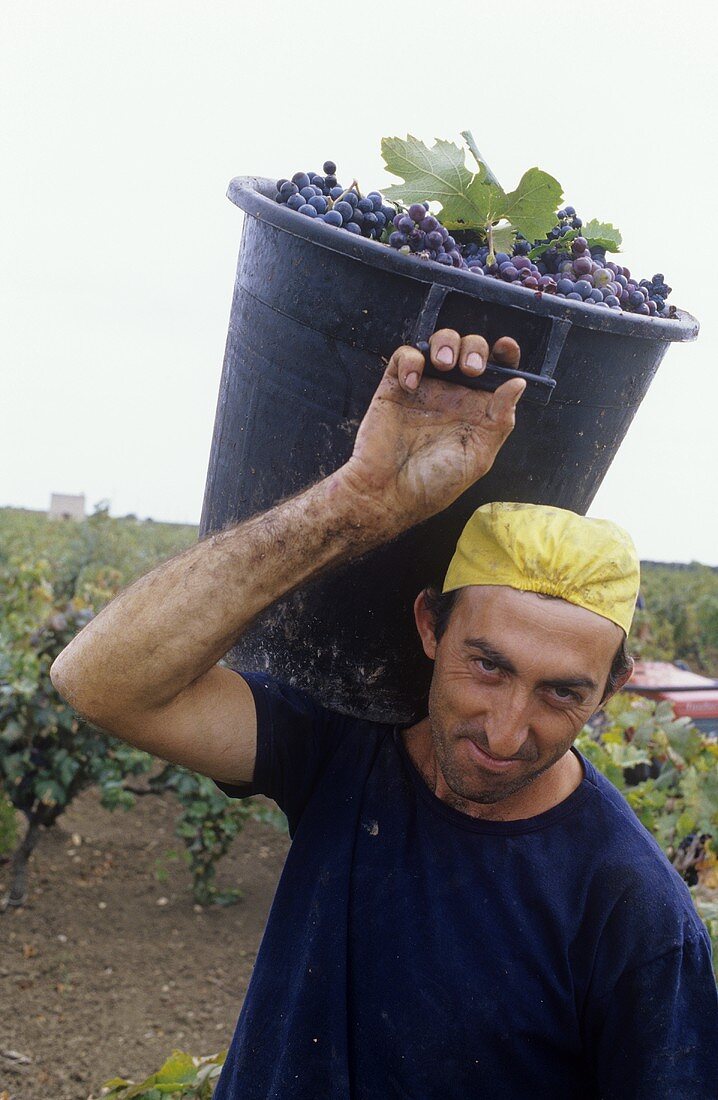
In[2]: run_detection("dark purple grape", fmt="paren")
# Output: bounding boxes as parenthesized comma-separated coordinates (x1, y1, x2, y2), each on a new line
(287, 193, 304, 211)
(324, 210, 343, 227)
(565, 205, 576, 216)
(567, 292, 583, 301)
(574, 280, 593, 299)
(323, 160, 337, 175)
(574, 255, 592, 275)
(298, 203, 318, 218)
(334, 201, 354, 224)
(276, 178, 289, 191)
(407, 202, 425, 222)
(345, 222, 361, 235)
(389, 231, 407, 248)
(292, 172, 311, 190)
(628, 290, 645, 309)
(308, 195, 327, 213)
(421, 215, 439, 233)
(358, 197, 374, 214)
(571, 236, 588, 255)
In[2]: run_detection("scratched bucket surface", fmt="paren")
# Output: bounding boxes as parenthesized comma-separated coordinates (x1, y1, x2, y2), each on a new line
(199, 176, 699, 724)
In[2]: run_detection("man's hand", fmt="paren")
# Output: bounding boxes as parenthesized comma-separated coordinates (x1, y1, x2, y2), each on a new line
(340, 329, 525, 531)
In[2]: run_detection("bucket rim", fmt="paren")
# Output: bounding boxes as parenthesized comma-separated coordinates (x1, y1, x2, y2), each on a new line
(227, 176, 699, 344)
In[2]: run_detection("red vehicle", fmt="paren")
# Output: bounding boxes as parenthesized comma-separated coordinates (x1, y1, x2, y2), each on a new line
(625, 660, 718, 738)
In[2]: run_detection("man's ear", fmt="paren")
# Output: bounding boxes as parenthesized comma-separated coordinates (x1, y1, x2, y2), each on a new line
(414, 590, 438, 661)
(602, 654, 635, 705)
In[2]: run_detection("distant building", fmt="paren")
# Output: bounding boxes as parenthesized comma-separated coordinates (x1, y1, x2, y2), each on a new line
(49, 492, 86, 521)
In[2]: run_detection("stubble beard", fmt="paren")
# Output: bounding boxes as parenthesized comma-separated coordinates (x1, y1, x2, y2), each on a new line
(427, 681, 574, 809)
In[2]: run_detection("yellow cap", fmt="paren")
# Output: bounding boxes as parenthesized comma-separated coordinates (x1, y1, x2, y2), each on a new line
(443, 502, 640, 635)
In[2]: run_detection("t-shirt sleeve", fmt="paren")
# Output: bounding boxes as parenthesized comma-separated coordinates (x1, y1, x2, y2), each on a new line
(585, 929, 718, 1099)
(212, 670, 349, 837)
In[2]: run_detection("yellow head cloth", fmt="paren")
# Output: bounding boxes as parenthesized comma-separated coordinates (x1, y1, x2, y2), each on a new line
(443, 502, 640, 636)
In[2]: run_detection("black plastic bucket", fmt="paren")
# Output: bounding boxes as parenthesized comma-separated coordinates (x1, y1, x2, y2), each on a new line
(200, 176, 699, 723)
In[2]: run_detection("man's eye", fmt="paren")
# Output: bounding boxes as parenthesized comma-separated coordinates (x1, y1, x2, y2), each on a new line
(551, 687, 578, 702)
(477, 658, 498, 673)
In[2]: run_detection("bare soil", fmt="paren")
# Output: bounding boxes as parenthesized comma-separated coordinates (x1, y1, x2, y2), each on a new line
(0, 786, 289, 1100)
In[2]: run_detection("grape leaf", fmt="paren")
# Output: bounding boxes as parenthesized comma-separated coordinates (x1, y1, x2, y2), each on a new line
(381, 134, 503, 230)
(583, 219, 623, 253)
(490, 224, 516, 255)
(501, 168, 563, 243)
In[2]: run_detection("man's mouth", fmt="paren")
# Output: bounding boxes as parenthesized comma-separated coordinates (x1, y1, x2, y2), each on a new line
(464, 738, 522, 772)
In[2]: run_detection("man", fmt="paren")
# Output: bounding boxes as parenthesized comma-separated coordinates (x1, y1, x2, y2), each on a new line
(51, 329, 717, 1098)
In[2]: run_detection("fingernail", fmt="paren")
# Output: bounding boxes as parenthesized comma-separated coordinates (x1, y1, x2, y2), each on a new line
(466, 352, 483, 371)
(406, 371, 419, 390)
(436, 346, 453, 365)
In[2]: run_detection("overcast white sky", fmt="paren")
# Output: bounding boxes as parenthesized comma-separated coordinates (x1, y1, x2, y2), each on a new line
(2, 1, 717, 562)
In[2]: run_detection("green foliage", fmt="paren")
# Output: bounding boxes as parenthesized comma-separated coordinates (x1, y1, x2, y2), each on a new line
(381, 131, 561, 249)
(102, 1049, 225, 1098)
(0, 789, 17, 857)
(0, 508, 285, 908)
(581, 219, 623, 252)
(151, 766, 255, 907)
(632, 563, 718, 674)
(577, 693, 718, 975)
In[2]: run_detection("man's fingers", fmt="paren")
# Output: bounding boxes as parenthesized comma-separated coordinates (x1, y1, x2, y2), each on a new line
(428, 329, 461, 372)
(391, 346, 426, 393)
(458, 335, 490, 377)
(490, 336, 521, 369)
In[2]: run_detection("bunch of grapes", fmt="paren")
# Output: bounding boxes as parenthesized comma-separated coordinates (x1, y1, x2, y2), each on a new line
(526, 208, 671, 315)
(272, 164, 674, 317)
(273, 161, 396, 241)
(388, 204, 464, 267)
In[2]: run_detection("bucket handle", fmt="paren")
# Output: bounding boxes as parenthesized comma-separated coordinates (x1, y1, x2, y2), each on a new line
(409, 284, 570, 406)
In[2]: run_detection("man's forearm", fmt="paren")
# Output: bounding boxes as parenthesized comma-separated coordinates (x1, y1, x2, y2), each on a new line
(50, 468, 394, 721)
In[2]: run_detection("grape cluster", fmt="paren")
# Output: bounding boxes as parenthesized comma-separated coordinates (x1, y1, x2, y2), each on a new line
(272, 165, 674, 317)
(388, 203, 465, 267)
(386, 202, 672, 316)
(524, 209, 672, 315)
(273, 161, 395, 241)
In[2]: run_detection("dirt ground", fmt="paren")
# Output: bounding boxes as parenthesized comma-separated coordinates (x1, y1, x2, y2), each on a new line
(0, 785, 289, 1100)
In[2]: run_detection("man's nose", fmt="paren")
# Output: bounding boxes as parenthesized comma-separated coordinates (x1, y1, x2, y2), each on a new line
(483, 690, 532, 759)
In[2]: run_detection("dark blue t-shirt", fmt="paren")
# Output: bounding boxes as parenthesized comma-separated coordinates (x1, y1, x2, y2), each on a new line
(212, 672, 718, 1100)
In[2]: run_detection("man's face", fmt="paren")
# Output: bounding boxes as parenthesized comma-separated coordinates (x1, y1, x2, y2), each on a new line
(415, 585, 625, 808)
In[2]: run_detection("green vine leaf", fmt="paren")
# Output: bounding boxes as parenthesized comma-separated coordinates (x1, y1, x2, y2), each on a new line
(501, 168, 563, 244)
(381, 134, 505, 230)
(583, 219, 623, 253)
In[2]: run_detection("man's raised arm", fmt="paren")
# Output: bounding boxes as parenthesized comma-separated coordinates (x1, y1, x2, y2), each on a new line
(50, 330, 524, 784)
